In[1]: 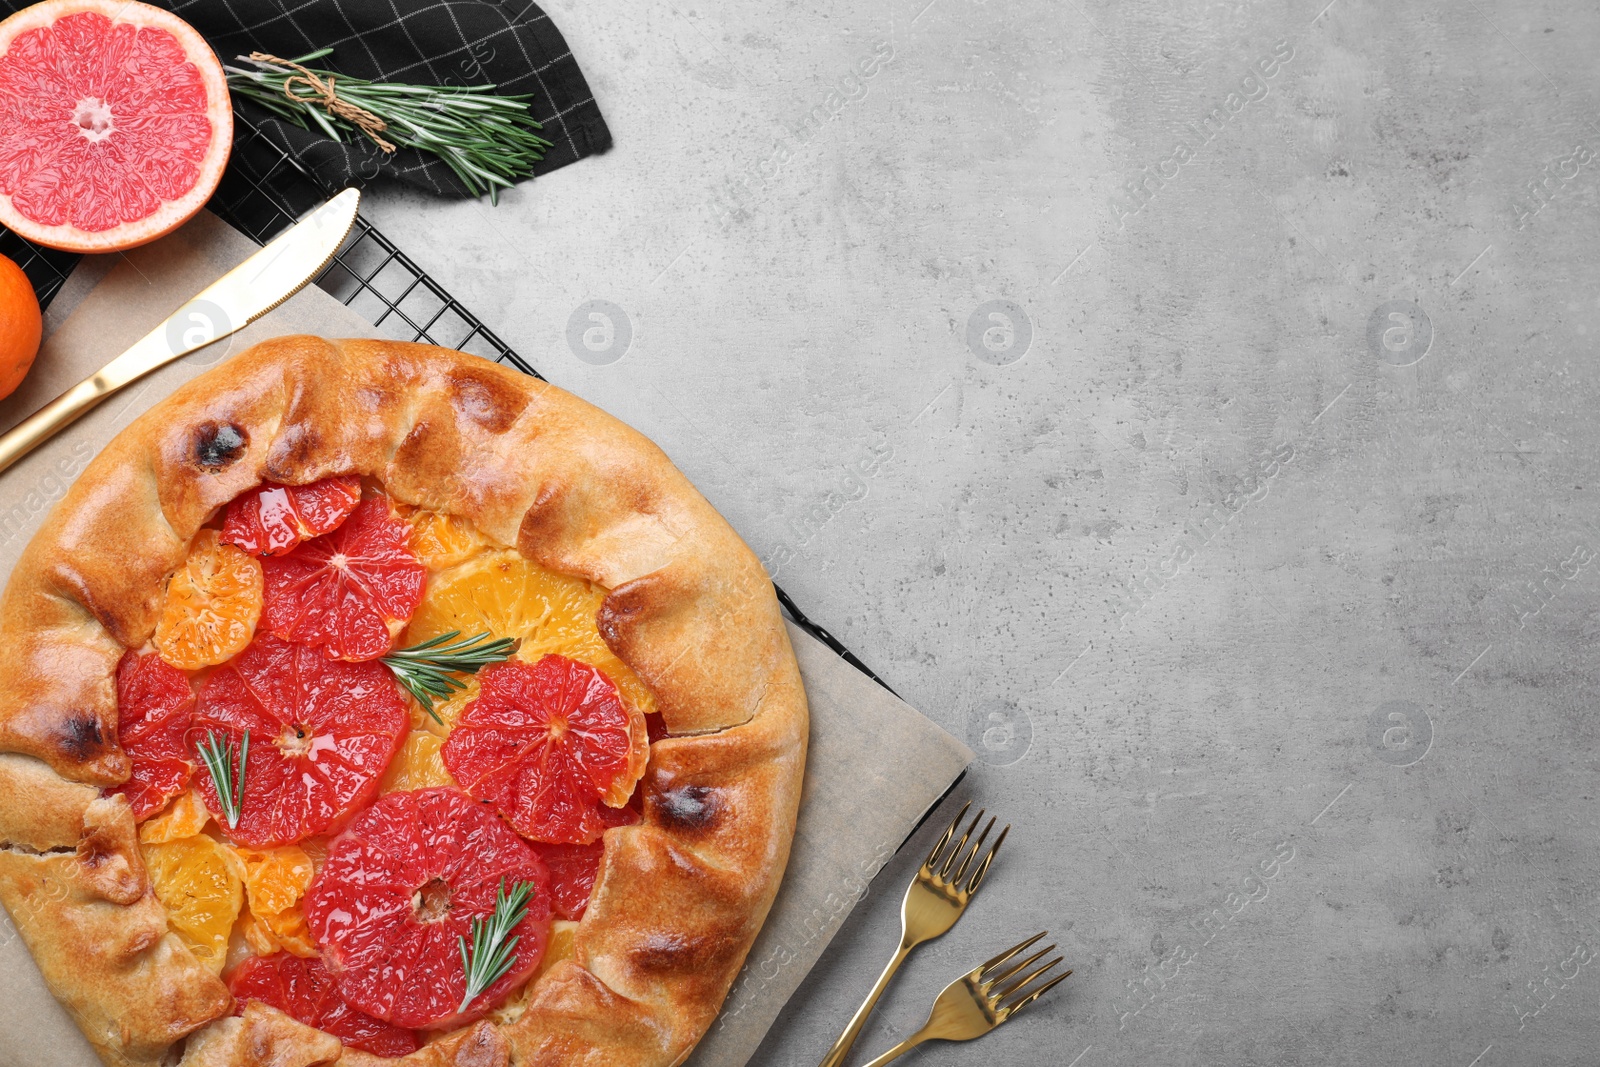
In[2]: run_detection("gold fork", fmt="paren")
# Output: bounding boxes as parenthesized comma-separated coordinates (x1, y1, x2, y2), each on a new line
(857, 932, 1071, 1066)
(817, 803, 1008, 1067)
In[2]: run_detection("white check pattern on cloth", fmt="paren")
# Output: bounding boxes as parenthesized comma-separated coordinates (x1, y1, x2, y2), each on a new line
(144, 0, 612, 196)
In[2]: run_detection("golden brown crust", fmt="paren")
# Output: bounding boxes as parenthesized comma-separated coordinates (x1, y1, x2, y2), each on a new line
(0, 337, 808, 1066)
(177, 1003, 341, 1067)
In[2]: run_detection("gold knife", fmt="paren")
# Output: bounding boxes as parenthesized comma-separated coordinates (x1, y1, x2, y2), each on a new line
(0, 187, 362, 476)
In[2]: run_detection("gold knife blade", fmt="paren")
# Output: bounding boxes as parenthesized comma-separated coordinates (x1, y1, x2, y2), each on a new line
(0, 187, 362, 476)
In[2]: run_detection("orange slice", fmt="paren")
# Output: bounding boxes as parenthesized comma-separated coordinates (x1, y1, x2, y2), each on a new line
(378, 731, 454, 793)
(224, 843, 318, 959)
(141, 834, 242, 973)
(154, 529, 263, 670)
(404, 550, 657, 728)
(398, 504, 489, 570)
(138, 788, 210, 844)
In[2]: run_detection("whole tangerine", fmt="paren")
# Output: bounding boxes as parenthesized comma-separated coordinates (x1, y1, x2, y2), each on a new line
(0, 252, 40, 400)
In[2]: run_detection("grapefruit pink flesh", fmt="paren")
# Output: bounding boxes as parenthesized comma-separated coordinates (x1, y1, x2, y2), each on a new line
(222, 475, 363, 558)
(191, 634, 408, 847)
(109, 650, 194, 820)
(305, 787, 552, 1030)
(0, 1, 232, 253)
(229, 953, 419, 1057)
(441, 656, 644, 845)
(261, 495, 428, 662)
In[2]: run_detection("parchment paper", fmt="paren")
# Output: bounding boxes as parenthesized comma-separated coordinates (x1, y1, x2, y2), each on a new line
(0, 211, 972, 1067)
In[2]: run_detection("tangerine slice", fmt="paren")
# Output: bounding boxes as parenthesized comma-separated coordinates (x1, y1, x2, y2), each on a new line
(224, 843, 318, 959)
(141, 834, 241, 973)
(532, 920, 578, 983)
(404, 550, 658, 717)
(229, 953, 419, 1057)
(191, 634, 408, 847)
(533, 841, 604, 921)
(110, 650, 193, 821)
(261, 495, 427, 661)
(440, 656, 646, 844)
(380, 731, 454, 794)
(221, 474, 361, 557)
(154, 529, 263, 670)
(138, 787, 209, 843)
(398, 505, 489, 570)
(304, 787, 552, 1030)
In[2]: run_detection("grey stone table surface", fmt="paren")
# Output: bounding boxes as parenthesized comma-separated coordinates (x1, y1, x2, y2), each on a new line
(359, 0, 1600, 1062)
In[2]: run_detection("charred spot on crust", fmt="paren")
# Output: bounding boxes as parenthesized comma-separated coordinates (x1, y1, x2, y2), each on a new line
(654, 784, 721, 830)
(191, 421, 247, 470)
(54, 714, 106, 763)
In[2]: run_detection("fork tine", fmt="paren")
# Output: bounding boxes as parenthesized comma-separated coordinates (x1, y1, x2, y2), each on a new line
(985, 945, 1055, 991)
(939, 809, 985, 879)
(978, 931, 1046, 974)
(966, 823, 1009, 894)
(925, 801, 971, 869)
(949, 816, 996, 884)
(996, 956, 1065, 1002)
(1004, 969, 1072, 1017)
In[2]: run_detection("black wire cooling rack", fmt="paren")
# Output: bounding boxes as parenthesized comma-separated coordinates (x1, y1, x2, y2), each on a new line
(0, 116, 895, 697)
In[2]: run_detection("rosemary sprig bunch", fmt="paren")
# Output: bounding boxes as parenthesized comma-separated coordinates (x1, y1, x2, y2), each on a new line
(382, 630, 518, 723)
(224, 49, 554, 202)
(458, 878, 534, 1012)
(196, 729, 249, 828)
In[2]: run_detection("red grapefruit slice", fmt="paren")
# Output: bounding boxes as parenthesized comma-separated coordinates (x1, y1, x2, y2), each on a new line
(222, 475, 363, 558)
(304, 787, 552, 1030)
(0, 1, 232, 253)
(191, 634, 407, 847)
(261, 495, 427, 661)
(440, 655, 647, 845)
(532, 841, 604, 921)
(109, 650, 193, 821)
(228, 953, 419, 1057)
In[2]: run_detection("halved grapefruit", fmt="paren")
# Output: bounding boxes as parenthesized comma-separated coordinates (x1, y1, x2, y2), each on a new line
(0, 1, 232, 253)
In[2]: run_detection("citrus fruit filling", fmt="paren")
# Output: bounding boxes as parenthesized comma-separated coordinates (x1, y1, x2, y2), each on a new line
(304, 787, 552, 1030)
(109, 477, 660, 1044)
(441, 655, 648, 845)
(222, 475, 362, 557)
(229, 953, 419, 1057)
(261, 495, 428, 661)
(109, 650, 194, 820)
(0, 1, 233, 252)
(191, 634, 408, 847)
(154, 529, 263, 670)
(533, 841, 606, 921)
(142, 833, 241, 973)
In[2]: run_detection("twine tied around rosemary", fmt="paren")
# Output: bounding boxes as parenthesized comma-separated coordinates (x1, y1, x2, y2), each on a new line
(248, 51, 396, 153)
(225, 49, 554, 202)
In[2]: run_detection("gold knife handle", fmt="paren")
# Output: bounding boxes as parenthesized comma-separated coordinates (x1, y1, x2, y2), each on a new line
(0, 374, 116, 476)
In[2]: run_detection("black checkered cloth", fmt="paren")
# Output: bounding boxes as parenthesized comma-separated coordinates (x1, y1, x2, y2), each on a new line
(3, 0, 612, 198)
